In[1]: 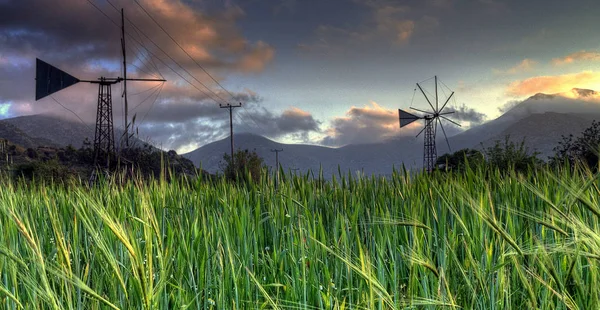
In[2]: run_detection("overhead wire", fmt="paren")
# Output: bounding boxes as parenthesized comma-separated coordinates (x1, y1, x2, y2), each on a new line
(127, 19, 163, 78)
(131, 0, 277, 138)
(86, 0, 227, 106)
(88, 0, 272, 142)
(129, 82, 163, 97)
(105, 0, 229, 105)
(50, 96, 94, 134)
(133, 0, 235, 100)
(130, 83, 164, 111)
(139, 83, 165, 127)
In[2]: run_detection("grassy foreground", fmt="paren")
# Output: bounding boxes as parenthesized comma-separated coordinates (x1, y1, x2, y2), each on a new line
(0, 166, 599, 309)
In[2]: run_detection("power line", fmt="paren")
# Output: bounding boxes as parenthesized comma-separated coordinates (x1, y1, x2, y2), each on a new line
(85, 0, 226, 105)
(130, 82, 164, 111)
(139, 82, 165, 126)
(50, 96, 93, 134)
(104, 0, 229, 105)
(133, 0, 235, 100)
(129, 82, 163, 97)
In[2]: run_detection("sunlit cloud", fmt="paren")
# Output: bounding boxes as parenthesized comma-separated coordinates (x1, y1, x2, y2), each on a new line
(506, 71, 600, 97)
(552, 50, 600, 66)
(493, 58, 537, 75)
(321, 101, 420, 146)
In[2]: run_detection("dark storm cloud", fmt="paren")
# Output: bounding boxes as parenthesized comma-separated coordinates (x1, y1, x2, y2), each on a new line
(135, 104, 321, 152)
(0, 0, 275, 151)
(237, 105, 321, 140)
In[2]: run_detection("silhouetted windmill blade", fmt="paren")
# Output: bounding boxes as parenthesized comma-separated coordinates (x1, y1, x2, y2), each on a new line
(438, 118, 452, 152)
(439, 91, 455, 112)
(416, 83, 436, 112)
(415, 122, 428, 138)
(409, 107, 430, 114)
(440, 115, 461, 127)
(398, 108, 422, 128)
(35, 59, 81, 100)
(398, 76, 461, 172)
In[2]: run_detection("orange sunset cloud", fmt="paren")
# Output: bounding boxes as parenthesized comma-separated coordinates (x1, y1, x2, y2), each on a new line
(506, 71, 600, 96)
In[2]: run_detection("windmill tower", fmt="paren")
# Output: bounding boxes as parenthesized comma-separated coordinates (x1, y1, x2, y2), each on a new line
(398, 76, 461, 172)
(34, 10, 165, 170)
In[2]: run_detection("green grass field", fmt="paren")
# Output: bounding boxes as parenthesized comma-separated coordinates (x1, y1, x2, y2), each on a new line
(0, 165, 599, 309)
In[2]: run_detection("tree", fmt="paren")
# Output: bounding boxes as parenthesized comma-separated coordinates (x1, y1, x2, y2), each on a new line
(481, 136, 542, 173)
(220, 149, 265, 183)
(436, 148, 485, 172)
(550, 120, 600, 170)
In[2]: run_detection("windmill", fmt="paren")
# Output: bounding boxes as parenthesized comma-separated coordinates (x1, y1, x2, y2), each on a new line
(34, 9, 165, 170)
(398, 76, 461, 172)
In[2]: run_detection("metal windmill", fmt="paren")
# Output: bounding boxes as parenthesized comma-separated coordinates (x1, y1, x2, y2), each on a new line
(398, 76, 461, 172)
(34, 9, 165, 170)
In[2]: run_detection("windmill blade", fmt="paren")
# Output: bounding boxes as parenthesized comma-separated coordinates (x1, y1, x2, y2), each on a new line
(35, 58, 80, 100)
(439, 111, 455, 116)
(416, 83, 436, 112)
(398, 109, 422, 128)
(415, 121, 428, 138)
(409, 107, 431, 114)
(440, 115, 462, 127)
(437, 117, 452, 152)
(439, 91, 455, 113)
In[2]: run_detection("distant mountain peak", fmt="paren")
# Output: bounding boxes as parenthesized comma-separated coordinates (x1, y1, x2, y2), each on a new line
(529, 93, 556, 100)
(527, 88, 599, 101)
(570, 88, 598, 98)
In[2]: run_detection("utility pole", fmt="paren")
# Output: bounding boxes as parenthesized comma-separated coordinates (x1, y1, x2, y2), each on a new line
(220, 102, 242, 166)
(121, 8, 129, 147)
(271, 149, 283, 190)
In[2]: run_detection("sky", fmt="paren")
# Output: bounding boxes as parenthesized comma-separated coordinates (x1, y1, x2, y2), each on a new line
(1, 0, 600, 153)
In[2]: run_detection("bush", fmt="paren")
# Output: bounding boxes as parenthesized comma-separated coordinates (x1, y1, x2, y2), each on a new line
(481, 136, 542, 173)
(14, 160, 75, 183)
(550, 120, 600, 170)
(220, 149, 265, 183)
(436, 148, 485, 172)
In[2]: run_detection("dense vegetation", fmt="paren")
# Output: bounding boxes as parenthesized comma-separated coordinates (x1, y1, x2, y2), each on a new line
(0, 120, 599, 309)
(0, 161, 599, 309)
(0, 139, 199, 184)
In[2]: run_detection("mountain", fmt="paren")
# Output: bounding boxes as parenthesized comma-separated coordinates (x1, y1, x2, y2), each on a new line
(473, 89, 600, 159)
(0, 114, 148, 149)
(184, 88, 600, 176)
(183, 133, 423, 176)
(478, 112, 595, 160)
(0, 121, 58, 148)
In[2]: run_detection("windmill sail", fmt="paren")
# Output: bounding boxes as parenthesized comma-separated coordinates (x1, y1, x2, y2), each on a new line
(398, 109, 421, 127)
(35, 58, 80, 100)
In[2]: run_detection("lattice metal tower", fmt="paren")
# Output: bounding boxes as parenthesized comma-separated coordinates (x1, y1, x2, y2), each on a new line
(93, 78, 116, 166)
(398, 76, 461, 172)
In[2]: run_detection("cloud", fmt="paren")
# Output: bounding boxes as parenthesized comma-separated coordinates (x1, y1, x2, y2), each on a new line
(497, 100, 520, 113)
(552, 50, 600, 66)
(445, 104, 486, 125)
(321, 101, 419, 147)
(0, 0, 276, 152)
(493, 58, 537, 75)
(506, 71, 600, 97)
(300, 1, 439, 51)
(237, 106, 321, 141)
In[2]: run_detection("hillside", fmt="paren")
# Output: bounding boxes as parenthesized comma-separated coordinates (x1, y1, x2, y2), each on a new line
(184, 88, 600, 176)
(0, 114, 150, 149)
(479, 112, 596, 160)
(0, 122, 58, 149)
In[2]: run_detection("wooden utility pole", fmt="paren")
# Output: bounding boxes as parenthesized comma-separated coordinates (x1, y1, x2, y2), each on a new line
(121, 8, 129, 147)
(271, 149, 283, 190)
(220, 103, 242, 166)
